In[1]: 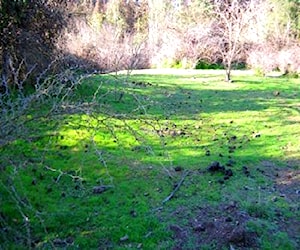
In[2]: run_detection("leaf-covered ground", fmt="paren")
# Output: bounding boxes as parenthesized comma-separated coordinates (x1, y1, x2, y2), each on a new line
(1, 70, 299, 249)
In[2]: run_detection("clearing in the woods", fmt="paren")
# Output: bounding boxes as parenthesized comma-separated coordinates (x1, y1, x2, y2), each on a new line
(1, 70, 299, 249)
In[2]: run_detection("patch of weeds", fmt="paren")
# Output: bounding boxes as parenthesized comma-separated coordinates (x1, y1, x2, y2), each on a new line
(245, 203, 274, 219)
(247, 220, 298, 250)
(262, 231, 297, 250)
(195, 60, 225, 70)
(253, 67, 265, 76)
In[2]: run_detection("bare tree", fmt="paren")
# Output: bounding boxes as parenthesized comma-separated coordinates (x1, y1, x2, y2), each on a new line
(210, 0, 258, 82)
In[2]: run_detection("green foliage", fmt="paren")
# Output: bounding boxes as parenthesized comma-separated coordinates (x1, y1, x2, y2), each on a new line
(266, 0, 300, 39)
(160, 58, 192, 69)
(195, 60, 224, 70)
(104, 0, 147, 37)
(232, 62, 247, 70)
(285, 71, 299, 78)
(88, 12, 105, 31)
(253, 67, 265, 76)
(247, 221, 297, 250)
(245, 203, 274, 219)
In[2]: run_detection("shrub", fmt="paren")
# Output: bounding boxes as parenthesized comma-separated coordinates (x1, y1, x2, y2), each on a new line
(195, 60, 224, 70)
(247, 43, 300, 76)
(58, 16, 149, 73)
(247, 44, 279, 74)
(278, 46, 300, 75)
(0, 1, 66, 90)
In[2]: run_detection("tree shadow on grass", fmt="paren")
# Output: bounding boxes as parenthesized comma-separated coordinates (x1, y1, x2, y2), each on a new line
(1, 70, 299, 249)
(85, 72, 299, 121)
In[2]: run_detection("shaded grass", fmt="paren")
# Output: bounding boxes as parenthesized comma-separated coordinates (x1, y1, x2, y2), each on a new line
(0, 70, 299, 249)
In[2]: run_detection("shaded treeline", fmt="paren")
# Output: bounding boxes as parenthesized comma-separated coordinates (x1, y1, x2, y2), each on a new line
(1, 0, 300, 90)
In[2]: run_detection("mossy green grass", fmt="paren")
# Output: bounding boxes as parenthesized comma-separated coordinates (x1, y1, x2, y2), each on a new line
(1, 70, 299, 249)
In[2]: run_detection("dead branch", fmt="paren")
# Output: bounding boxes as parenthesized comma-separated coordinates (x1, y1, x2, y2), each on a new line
(44, 166, 84, 183)
(162, 170, 190, 204)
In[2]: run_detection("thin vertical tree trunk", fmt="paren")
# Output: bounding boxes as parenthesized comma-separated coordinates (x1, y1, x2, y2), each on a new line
(225, 64, 232, 82)
(1, 48, 10, 95)
(225, 71, 231, 82)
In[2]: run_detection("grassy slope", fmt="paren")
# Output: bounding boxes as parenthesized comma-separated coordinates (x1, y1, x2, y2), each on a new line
(0, 70, 299, 249)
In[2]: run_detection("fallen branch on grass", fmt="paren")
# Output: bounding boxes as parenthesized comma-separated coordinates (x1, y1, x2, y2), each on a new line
(162, 170, 190, 204)
(44, 166, 84, 183)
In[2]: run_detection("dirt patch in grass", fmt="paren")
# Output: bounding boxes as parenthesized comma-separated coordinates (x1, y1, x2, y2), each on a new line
(255, 160, 300, 246)
(169, 203, 259, 250)
(166, 160, 300, 249)
(276, 167, 300, 202)
(275, 166, 300, 246)
(258, 160, 299, 204)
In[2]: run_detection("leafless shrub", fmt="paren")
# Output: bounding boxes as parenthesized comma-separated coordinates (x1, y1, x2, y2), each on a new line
(0, 61, 82, 148)
(278, 45, 300, 75)
(174, 25, 216, 68)
(247, 43, 300, 75)
(0, 59, 91, 247)
(247, 44, 279, 74)
(0, 56, 174, 247)
(57, 7, 149, 72)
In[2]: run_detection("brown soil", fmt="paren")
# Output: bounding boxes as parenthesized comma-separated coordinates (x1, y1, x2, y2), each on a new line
(169, 203, 259, 250)
(274, 164, 300, 246)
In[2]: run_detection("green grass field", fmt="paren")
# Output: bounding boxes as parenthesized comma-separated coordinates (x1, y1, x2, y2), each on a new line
(1, 70, 299, 249)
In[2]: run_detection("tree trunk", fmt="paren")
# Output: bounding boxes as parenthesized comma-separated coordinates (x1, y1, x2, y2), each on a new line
(225, 68, 231, 82)
(1, 48, 10, 95)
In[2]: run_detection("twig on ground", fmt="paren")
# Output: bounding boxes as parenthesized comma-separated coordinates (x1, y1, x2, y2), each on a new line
(44, 166, 83, 183)
(162, 170, 190, 204)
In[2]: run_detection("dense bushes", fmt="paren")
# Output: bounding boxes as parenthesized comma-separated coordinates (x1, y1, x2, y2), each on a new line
(58, 14, 149, 72)
(247, 44, 300, 75)
(1, 0, 300, 91)
(0, 0, 66, 91)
